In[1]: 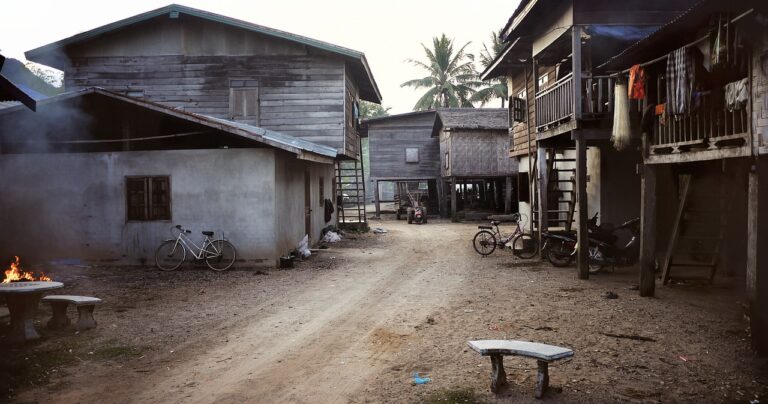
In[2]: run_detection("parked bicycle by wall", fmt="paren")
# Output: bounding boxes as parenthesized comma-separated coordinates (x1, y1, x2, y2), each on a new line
(155, 225, 237, 271)
(472, 213, 538, 259)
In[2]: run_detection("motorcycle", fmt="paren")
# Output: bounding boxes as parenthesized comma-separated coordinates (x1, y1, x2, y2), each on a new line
(586, 215, 640, 273)
(408, 206, 427, 224)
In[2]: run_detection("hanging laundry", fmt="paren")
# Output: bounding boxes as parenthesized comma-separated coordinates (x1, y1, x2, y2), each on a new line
(628, 64, 646, 100)
(724, 78, 748, 111)
(611, 83, 631, 151)
(665, 48, 696, 116)
(710, 13, 728, 69)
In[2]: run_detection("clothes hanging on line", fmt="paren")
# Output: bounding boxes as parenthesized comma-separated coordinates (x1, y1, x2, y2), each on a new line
(724, 78, 748, 111)
(628, 64, 646, 100)
(666, 48, 697, 116)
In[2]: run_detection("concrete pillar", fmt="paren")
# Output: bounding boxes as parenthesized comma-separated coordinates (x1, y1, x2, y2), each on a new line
(746, 158, 768, 354)
(575, 133, 589, 280)
(639, 163, 657, 297)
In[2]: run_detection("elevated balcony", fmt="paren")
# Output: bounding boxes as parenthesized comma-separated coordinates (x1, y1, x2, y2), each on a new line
(534, 73, 615, 138)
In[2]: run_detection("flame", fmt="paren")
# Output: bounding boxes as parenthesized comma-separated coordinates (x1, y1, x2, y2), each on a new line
(2, 256, 51, 283)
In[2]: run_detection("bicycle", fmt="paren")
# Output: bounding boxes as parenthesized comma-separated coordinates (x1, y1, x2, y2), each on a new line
(155, 225, 237, 271)
(472, 213, 538, 258)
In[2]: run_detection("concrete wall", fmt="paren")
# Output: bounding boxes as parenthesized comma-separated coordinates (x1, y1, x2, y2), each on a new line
(0, 149, 278, 266)
(273, 151, 335, 257)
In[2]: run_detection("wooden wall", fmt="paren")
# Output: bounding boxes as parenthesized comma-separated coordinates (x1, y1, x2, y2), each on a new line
(443, 129, 518, 178)
(510, 68, 537, 157)
(344, 64, 361, 158)
(367, 113, 440, 179)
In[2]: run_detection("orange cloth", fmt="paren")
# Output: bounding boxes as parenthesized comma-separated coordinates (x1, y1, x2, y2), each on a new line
(628, 64, 646, 100)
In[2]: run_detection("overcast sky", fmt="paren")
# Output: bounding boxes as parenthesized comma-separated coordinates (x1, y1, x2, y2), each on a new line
(0, 0, 519, 114)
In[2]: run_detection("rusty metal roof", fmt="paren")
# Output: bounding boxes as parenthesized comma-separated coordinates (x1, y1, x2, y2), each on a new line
(437, 108, 509, 130)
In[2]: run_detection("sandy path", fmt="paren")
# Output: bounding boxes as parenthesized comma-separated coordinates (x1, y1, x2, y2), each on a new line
(47, 220, 470, 404)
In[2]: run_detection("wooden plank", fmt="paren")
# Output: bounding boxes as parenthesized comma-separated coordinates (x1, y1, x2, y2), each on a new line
(639, 162, 657, 296)
(575, 133, 589, 279)
(661, 175, 692, 285)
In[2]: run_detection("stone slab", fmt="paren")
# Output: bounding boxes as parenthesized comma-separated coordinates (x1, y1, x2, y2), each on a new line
(0, 281, 63, 294)
(468, 340, 574, 362)
(42, 295, 103, 306)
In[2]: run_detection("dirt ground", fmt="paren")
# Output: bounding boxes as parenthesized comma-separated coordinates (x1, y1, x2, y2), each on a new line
(2, 219, 767, 403)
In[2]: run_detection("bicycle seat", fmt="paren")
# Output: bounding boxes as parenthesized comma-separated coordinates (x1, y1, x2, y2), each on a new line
(202, 231, 214, 237)
(490, 220, 501, 226)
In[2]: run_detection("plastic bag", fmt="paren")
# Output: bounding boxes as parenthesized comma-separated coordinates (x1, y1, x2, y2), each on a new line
(297, 235, 311, 258)
(322, 231, 342, 243)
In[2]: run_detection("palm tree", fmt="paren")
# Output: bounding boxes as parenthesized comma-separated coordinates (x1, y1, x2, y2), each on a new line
(472, 31, 509, 108)
(401, 34, 481, 111)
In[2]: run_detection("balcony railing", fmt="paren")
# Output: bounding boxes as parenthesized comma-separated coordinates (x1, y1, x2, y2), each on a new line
(535, 73, 573, 130)
(651, 88, 749, 154)
(534, 74, 617, 132)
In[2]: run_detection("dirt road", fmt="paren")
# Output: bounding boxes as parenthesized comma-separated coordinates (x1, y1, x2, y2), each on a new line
(10, 219, 767, 403)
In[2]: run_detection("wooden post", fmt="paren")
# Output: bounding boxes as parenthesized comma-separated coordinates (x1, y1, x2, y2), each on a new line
(537, 147, 549, 250)
(451, 177, 458, 222)
(373, 179, 381, 219)
(572, 25, 582, 121)
(746, 159, 768, 354)
(575, 132, 589, 279)
(639, 164, 657, 297)
(505, 176, 513, 214)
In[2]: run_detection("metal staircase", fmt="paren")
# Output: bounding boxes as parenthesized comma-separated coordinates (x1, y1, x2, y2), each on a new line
(335, 159, 367, 225)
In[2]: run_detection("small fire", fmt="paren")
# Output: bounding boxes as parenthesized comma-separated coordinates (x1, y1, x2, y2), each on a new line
(2, 256, 51, 283)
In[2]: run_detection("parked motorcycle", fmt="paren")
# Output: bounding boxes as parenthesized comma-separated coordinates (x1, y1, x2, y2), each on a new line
(587, 215, 640, 273)
(408, 206, 427, 224)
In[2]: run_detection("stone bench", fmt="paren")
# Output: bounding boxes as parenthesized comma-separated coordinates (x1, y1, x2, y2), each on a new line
(42, 295, 103, 331)
(468, 339, 574, 399)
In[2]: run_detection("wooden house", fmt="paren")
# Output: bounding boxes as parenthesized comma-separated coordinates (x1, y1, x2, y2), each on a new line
(0, 54, 42, 111)
(25, 4, 382, 225)
(481, 0, 696, 277)
(598, 0, 768, 353)
(363, 108, 516, 219)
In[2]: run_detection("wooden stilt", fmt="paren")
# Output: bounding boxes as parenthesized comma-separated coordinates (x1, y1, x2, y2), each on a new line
(747, 159, 768, 354)
(575, 132, 589, 279)
(451, 177, 458, 222)
(639, 164, 657, 297)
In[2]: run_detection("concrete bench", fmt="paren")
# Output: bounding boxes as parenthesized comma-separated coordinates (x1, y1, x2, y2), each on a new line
(42, 295, 103, 331)
(468, 340, 573, 398)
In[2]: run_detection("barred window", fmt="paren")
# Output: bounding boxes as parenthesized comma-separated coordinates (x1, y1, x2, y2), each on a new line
(126, 176, 171, 221)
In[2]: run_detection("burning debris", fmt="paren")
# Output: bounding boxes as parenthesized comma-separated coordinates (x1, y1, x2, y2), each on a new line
(2, 256, 51, 283)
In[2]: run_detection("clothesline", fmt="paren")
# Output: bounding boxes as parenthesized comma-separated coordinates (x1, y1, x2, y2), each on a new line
(617, 8, 755, 75)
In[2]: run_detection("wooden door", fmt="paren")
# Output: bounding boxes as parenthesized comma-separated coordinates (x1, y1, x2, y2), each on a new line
(305, 170, 312, 240)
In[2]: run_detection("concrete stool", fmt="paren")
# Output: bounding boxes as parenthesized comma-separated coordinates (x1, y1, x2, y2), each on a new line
(43, 295, 103, 331)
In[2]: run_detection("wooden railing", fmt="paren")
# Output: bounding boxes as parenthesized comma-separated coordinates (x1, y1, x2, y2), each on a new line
(582, 75, 616, 116)
(652, 90, 749, 153)
(535, 73, 573, 130)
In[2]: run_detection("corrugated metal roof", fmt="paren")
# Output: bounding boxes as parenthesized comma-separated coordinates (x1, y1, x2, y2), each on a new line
(0, 101, 22, 110)
(0, 87, 338, 160)
(25, 4, 381, 103)
(437, 108, 509, 130)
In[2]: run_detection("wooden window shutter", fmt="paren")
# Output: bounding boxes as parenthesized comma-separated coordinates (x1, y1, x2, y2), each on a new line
(512, 97, 526, 123)
(230, 88, 259, 122)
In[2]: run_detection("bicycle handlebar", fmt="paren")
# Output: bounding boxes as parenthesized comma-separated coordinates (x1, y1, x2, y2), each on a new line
(174, 225, 192, 234)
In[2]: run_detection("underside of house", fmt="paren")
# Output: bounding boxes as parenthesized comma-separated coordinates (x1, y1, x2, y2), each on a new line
(0, 89, 337, 266)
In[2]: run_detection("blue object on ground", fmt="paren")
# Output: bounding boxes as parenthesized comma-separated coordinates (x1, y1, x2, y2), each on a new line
(412, 372, 431, 384)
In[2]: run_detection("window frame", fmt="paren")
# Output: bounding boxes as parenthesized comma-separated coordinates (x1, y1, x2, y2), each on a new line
(229, 79, 260, 124)
(405, 147, 420, 163)
(125, 175, 172, 222)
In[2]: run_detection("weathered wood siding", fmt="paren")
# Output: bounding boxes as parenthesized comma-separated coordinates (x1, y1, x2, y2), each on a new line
(443, 129, 518, 177)
(57, 15, 358, 157)
(509, 69, 537, 157)
(753, 32, 768, 155)
(367, 113, 440, 179)
(344, 64, 360, 158)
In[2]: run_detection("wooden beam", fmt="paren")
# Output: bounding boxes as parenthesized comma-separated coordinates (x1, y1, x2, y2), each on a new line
(571, 26, 582, 121)
(575, 132, 589, 279)
(661, 174, 692, 285)
(746, 158, 768, 354)
(373, 179, 381, 219)
(451, 177, 458, 222)
(639, 163, 657, 297)
(537, 147, 549, 248)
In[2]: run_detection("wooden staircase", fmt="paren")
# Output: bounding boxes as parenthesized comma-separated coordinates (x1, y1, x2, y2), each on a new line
(661, 173, 730, 284)
(335, 159, 367, 225)
(533, 149, 576, 231)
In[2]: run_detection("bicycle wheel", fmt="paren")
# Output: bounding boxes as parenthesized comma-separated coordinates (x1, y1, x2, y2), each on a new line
(155, 240, 185, 271)
(511, 233, 538, 259)
(205, 240, 237, 271)
(546, 239, 574, 267)
(473, 230, 497, 256)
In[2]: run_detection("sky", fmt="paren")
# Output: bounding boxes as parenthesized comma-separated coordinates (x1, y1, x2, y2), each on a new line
(0, 0, 519, 114)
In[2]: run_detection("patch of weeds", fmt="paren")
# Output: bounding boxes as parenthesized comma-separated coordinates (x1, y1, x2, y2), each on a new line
(90, 345, 143, 360)
(424, 387, 485, 404)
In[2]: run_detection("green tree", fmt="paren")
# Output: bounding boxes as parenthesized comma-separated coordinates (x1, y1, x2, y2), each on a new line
(401, 34, 480, 111)
(359, 100, 390, 119)
(472, 31, 509, 108)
